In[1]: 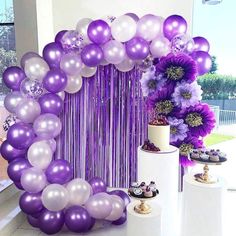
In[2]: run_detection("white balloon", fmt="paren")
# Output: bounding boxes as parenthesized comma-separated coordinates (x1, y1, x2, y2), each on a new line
(57, 91, 65, 101)
(76, 18, 92, 44)
(24, 57, 49, 81)
(42, 184, 69, 211)
(27, 141, 53, 169)
(65, 75, 83, 94)
(80, 64, 97, 78)
(115, 56, 135, 72)
(150, 36, 171, 58)
(4, 91, 23, 113)
(66, 178, 91, 206)
(111, 15, 137, 42)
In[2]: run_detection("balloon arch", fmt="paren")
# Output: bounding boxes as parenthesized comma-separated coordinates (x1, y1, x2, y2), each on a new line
(0, 13, 213, 234)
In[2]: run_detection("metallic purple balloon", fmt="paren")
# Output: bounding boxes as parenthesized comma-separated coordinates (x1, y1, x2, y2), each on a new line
(193, 36, 210, 52)
(38, 93, 63, 115)
(3, 66, 26, 90)
(45, 160, 73, 184)
(43, 42, 64, 68)
(20, 52, 40, 69)
(39, 210, 64, 235)
(43, 68, 67, 93)
(65, 206, 94, 233)
(7, 158, 31, 182)
(87, 20, 111, 44)
(19, 192, 44, 215)
(27, 215, 39, 228)
(108, 190, 130, 207)
(14, 181, 24, 190)
(89, 176, 107, 194)
(81, 44, 104, 67)
(125, 12, 139, 22)
(126, 37, 149, 60)
(0, 140, 26, 162)
(190, 51, 212, 76)
(7, 122, 35, 150)
(55, 30, 68, 44)
(112, 211, 127, 225)
(163, 15, 187, 40)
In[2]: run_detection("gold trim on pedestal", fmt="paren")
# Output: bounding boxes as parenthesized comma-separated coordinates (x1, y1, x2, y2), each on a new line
(194, 164, 218, 184)
(134, 200, 152, 214)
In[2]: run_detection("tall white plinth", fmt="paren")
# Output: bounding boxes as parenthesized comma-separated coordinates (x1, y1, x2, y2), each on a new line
(137, 146, 179, 236)
(181, 174, 226, 236)
(127, 201, 162, 236)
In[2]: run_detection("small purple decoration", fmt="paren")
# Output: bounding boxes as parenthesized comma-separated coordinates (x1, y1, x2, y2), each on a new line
(55, 30, 68, 44)
(27, 215, 39, 228)
(193, 36, 210, 52)
(89, 176, 107, 194)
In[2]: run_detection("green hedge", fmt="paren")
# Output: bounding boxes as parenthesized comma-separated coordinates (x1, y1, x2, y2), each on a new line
(198, 74, 236, 99)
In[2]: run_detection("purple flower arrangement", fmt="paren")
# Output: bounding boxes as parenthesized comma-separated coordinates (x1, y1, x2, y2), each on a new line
(141, 53, 215, 166)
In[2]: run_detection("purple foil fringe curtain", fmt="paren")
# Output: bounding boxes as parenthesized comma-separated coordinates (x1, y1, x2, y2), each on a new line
(55, 65, 148, 188)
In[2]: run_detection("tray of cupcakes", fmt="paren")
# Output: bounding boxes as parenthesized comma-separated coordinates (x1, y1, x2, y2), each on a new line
(189, 148, 227, 164)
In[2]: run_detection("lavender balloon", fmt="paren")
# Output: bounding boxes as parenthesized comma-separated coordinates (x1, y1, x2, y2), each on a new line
(80, 65, 97, 78)
(61, 30, 84, 52)
(33, 113, 62, 139)
(126, 37, 149, 60)
(115, 56, 135, 72)
(7, 122, 35, 150)
(76, 18, 92, 44)
(190, 51, 212, 76)
(38, 93, 63, 115)
(108, 190, 130, 207)
(81, 44, 104, 67)
(55, 30, 68, 44)
(20, 78, 44, 99)
(27, 215, 39, 228)
(193, 36, 210, 52)
(46, 160, 73, 184)
(171, 33, 195, 54)
(20, 52, 40, 69)
(3, 66, 26, 90)
(89, 176, 107, 194)
(4, 91, 23, 113)
(106, 195, 125, 221)
(19, 192, 44, 215)
(33, 137, 57, 153)
(65, 206, 94, 233)
(87, 19, 111, 44)
(150, 36, 170, 58)
(43, 68, 67, 93)
(112, 211, 127, 225)
(0, 140, 26, 162)
(163, 15, 187, 40)
(43, 42, 64, 68)
(125, 12, 139, 22)
(7, 158, 31, 182)
(39, 210, 64, 235)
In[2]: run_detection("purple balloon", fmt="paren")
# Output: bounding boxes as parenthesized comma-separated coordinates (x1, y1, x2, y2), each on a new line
(39, 210, 64, 235)
(27, 215, 39, 228)
(87, 20, 111, 44)
(7, 158, 31, 182)
(190, 51, 212, 76)
(126, 37, 149, 60)
(112, 211, 127, 225)
(7, 122, 35, 150)
(38, 93, 63, 115)
(14, 181, 24, 190)
(43, 42, 64, 68)
(108, 190, 130, 207)
(163, 15, 187, 40)
(193, 36, 210, 52)
(81, 44, 104, 67)
(89, 176, 107, 194)
(20, 52, 40, 69)
(125, 12, 139, 22)
(45, 159, 73, 184)
(65, 206, 94, 233)
(19, 192, 43, 215)
(43, 68, 67, 93)
(0, 140, 26, 162)
(3, 66, 26, 90)
(55, 30, 68, 44)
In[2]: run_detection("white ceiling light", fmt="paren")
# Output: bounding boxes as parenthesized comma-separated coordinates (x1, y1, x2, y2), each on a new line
(202, 0, 223, 5)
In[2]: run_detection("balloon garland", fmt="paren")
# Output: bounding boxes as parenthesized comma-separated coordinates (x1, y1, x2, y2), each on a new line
(0, 13, 212, 234)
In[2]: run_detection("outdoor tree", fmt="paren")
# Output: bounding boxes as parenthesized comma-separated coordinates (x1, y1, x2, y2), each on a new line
(209, 55, 218, 74)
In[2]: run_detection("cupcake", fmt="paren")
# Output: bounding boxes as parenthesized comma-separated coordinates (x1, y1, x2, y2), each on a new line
(149, 181, 156, 191)
(218, 152, 226, 158)
(131, 182, 139, 188)
(210, 153, 220, 162)
(191, 151, 200, 159)
(133, 188, 143, 197)
(144, 186, 153, 198)
(140, 182, 146, 191)
(200, 153, 209, 161)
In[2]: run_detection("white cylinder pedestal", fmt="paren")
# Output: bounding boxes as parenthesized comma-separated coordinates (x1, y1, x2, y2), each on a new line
(181, 174, 226, 236)
(127, 201, 162, 236)
(137, 146, 179, 236)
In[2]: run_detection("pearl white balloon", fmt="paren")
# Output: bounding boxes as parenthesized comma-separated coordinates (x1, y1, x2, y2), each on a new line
(111, 15, 137, 42)
(65, 75, 83, 94)
(42, 184, 69, 211)
(115, 56, 135, 72)
(150, 36, 171, 58)
(80, 64, 97, 78)
(4, 91, 23, 113)
(16, 98, 41, 123)
(57, 91, 65, 101)
(27, 141, 53, 169)
(66, 178, 91, 206)
(76, 18, 92, 43)
(24, 57, 49, 81)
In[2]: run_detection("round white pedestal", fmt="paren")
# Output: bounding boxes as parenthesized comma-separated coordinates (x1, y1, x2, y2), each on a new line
(127, 201, 162, 236)
(181, 174, 226, 236)
(137, 146, 179, 236)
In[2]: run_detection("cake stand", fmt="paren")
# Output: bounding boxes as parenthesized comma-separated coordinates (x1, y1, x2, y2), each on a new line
(190, 157, 227, 184)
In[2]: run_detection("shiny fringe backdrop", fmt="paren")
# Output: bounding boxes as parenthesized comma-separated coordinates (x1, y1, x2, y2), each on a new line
(55, 65, 148, 188)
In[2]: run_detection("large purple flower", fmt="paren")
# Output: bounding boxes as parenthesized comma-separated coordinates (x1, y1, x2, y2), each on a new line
(172, 81, 203, 108)
(156, 53, 197, 85)
(140, 66, 166, 97)
(172, 134, 203, 167)
(168, 117, 189, 142)
(181, 103, 215, 137)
